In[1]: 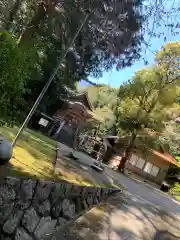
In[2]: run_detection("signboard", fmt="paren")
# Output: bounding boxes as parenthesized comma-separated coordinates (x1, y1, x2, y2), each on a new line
(39, 118, 49, 127)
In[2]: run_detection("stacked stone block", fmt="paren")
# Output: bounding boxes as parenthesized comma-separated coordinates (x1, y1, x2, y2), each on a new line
(0, 177, 119, 239)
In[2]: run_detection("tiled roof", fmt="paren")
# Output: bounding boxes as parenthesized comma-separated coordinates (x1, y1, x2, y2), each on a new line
(152, 150, 178, 166)
(116, 135, 178, 166)
(74, 92, 93, 111)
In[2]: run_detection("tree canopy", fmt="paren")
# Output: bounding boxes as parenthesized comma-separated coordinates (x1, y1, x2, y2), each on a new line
(0, 0, 145, 124)
(78, 84, 118, 135)
(114, 41, 180, 171)
(160, 122, 180, 161)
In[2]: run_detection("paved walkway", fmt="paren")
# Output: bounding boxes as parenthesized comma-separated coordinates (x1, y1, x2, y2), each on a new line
(55, 143, 180, 239)
(56, 192, 180, 240)
(56, 143, 180, 215)
(55, 143, 121, 187)
(105, 168, 180, 218)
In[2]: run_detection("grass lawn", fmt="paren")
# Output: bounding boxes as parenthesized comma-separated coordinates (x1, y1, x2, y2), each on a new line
(0, 126, 59, 180)
(0, 126, 95, 185)
(0, 126, 119, 188)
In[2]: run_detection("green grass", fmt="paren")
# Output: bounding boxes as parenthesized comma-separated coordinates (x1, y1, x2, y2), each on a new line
(0, 126, 116, 187)
(0, 126, 94, 185)
(0, 126, 123, 189)
(0, 126, 58, 181)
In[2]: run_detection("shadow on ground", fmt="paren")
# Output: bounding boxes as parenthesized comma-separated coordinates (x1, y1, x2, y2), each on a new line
(57, 192, 180, 240)
(55, 155, 120, 187)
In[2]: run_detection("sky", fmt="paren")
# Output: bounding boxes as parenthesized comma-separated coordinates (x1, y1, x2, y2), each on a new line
(80, 0, 180, 88)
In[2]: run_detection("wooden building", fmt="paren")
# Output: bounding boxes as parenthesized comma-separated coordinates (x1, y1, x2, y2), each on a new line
(34, 92, 102, 148)
(126, 148, 178, 185)
(106, 136, 178, 185)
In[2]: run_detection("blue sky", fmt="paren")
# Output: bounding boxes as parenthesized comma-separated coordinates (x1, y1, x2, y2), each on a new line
(80, 0, 180, 88)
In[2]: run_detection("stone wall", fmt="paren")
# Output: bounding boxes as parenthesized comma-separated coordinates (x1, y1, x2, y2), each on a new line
(0, 177, 119, 240)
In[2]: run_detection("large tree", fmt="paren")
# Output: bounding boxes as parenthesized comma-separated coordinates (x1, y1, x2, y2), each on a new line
(115, 58, 180, 171)
(0, 0, 145, 122)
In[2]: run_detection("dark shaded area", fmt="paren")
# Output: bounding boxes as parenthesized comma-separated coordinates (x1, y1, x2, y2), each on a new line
(154, 230, 179, 240)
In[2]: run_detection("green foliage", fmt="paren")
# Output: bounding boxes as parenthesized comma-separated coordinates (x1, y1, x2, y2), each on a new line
(155, 41, 180, 84)
(84, 85, 118, 109)
(170, 182, 180, 199)
(160, 122, 180, 159)
(1, 0, 179, 138)
(0, 0, 144, 126)
(79, 85, 118, 136)
(115, 54, 179, 155)
(0, 32, 37, 124)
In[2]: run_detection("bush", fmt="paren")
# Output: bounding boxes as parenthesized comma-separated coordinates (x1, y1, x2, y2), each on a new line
(170, 182, 180, 199)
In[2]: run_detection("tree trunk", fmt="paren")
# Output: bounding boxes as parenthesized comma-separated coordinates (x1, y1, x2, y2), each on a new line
(17, 4, 47, 46)
(73, 125, 81, 150)
(118, 132, 137, 173)
(5, 0, 22, 31)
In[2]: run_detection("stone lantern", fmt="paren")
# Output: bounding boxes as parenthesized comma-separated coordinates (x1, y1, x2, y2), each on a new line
(0, 138, 12, 165)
